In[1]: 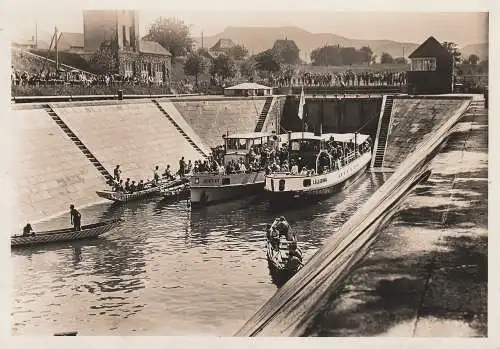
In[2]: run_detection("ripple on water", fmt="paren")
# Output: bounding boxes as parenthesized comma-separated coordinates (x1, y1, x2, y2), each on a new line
(12, 173, 381, 335)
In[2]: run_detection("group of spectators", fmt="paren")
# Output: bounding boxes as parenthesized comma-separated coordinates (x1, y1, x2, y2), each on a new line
(271, 70, 407, 88)
(11, 67, 170, 89)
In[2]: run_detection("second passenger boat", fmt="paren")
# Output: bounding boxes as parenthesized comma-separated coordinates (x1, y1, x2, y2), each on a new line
(265, 131, 372, 205)
(190, 132, 279, 206)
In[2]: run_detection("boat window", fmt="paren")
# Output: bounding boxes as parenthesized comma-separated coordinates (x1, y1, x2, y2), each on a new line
(226, 138, 238, 150)
(253, 138, 262, 146)
(238, 138, 247, 150)
(222, 178, 230, 185)
(303, 179, 311, 187)
(279, 180, 285, 191)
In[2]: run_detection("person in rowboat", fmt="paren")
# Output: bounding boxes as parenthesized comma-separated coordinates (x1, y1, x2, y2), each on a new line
(22, 223, 35, 236)
(271, 216, 296, 242)
(69, 205, 81, 231)
(287, 241, 303, 270)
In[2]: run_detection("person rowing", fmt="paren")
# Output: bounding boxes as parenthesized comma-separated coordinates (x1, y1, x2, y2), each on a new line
(287, 241, 303, 270)
(270, 216, 295, 242)
(22, 223, 35, 236)
(69, 204, 81, 231)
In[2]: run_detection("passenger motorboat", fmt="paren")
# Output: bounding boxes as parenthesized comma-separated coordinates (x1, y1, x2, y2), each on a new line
(190, 132, 279, 206)
(265, 131, 372, 205)
(11, 218, 121, 247)
(96, 177, 188, 203)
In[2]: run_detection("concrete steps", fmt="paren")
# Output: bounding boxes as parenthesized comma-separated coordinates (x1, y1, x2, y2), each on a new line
(153, 100, 210, 157)
(371, 95, 394, 168)
(254, 97, 274, 132)
(44, 104, 114, 182)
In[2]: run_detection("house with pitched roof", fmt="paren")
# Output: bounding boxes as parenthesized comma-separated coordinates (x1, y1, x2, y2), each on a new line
(210, 38, 235, 57)
(407, 36, 453, 94)
(83, 10, 172, 82)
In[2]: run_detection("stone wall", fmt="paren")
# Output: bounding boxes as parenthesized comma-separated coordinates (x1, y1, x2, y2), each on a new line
(10, 106, 107, 228)
(383, 97, 471, 169)
(173, 98, 266, 148)
(52, 100, 203, 182)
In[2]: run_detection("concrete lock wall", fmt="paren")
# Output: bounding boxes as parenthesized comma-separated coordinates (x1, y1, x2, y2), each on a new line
(383, 97, 471, 169)
(10, 97, 272, 228)
(52, 100, 204, 182)
(10, 106, 107, 229)
(173, 98, 266, 149)
(281, 96, 382, 138)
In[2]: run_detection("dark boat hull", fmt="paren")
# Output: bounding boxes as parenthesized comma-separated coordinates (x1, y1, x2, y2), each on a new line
(190, 181, 265, 207)
(11, 219, 121, 247)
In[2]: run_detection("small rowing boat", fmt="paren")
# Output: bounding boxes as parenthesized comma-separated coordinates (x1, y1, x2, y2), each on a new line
(96, 177, 188, 203)
(96, 186, 159, 202)
(11, 219, 121, 248)
(266, 226, 303, 276)
(160, 181, 190, 199)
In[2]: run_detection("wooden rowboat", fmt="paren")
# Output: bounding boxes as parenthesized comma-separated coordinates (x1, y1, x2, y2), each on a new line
(266, 236, 303, 275)
(96, 186, 160, 202)
(96, 177, 188, 203)
(11, 219, 121, 248)
(160, 181, 190, 199)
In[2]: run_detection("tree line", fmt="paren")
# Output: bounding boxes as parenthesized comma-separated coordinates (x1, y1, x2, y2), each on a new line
(89, 16, 487, 86)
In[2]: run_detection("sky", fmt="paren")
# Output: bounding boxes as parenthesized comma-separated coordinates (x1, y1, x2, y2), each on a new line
(3, 0, 490, 47)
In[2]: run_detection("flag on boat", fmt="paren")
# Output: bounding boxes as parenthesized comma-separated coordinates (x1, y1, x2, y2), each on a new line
(297, 87, 305, 120)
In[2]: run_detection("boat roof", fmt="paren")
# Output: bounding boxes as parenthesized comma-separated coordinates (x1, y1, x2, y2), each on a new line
(225, 132, 275, 139)
(279, 132, 370, 144)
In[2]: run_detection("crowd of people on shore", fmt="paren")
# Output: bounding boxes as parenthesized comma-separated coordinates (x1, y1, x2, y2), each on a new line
(271, 70, 407, 88)
(11, 67, 169, 89)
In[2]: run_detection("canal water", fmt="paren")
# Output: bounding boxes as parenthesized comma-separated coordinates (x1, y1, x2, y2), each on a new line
(12, 172, 386, 335)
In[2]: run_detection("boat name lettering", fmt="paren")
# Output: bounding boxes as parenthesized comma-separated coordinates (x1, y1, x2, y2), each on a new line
(203, 178, 220, 184)
(313, 178, 327, 184)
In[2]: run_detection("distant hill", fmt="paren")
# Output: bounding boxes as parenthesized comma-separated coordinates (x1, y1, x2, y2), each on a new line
(194, 26, 486, 63)
(460, 43, 488, 61)
(194, 26, 419, 62)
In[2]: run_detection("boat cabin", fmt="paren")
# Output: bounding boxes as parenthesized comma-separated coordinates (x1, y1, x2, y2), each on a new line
(279, 132, 370, 174)
(223, 132, 277, 164)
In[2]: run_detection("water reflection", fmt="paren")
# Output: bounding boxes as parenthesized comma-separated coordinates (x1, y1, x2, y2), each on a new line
(12, 172, 383, 335)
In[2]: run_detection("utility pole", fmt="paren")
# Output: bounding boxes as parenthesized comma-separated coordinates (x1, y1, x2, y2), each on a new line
(35, 20, 38, 49)
(55, 26, 59, 71)
(201, 31, 204, 49)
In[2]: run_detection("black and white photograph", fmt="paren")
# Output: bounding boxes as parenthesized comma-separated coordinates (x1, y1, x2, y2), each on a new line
(3, 0, 493, 342)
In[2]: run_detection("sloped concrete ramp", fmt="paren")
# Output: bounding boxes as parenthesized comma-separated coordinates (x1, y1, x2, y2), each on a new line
(10, 106, 106, 228)
(52, 100, 204, 182)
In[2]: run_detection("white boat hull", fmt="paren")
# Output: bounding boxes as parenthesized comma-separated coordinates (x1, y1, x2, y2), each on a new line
(190, 172, 266, 205)
(265, 152, 371, 204)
